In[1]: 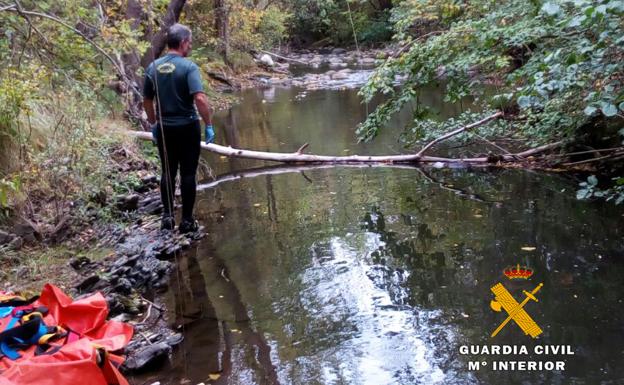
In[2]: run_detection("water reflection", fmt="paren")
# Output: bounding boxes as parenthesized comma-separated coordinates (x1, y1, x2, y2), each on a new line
(157, 247, 279, 384)
(158, 164, 624, 384)
(146, 84, 624, 384)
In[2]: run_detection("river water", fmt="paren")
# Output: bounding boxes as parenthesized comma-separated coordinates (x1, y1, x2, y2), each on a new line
(136, 83, 624, 385)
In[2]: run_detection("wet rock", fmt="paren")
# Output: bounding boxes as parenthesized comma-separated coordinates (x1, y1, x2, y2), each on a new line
(259, 54, 274, 67)
(331, 72, 350, 80)
(122, 342, 171, 373)
(8, 236, 23, 251)
(332, 48, 347, 55)
(12, 222, 40, 244)
(111, 313, 133, 323)
(137, 175, 159, 193)
(110, 263, 132, 276)
(139, 196, 162, 215)
(116, 194, 140, 212)
(113, 278, 133, 295)
(164, 332, 184, 347)
(329, 62, 348, 69)
(76, 274, 100, 293)
(358, 57, 377, 65)
(0, 230, 13, 245)
(69, 256, 92, 270)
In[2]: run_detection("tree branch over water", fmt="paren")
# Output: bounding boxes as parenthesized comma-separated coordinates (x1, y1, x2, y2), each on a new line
(129, 110, 566, 167)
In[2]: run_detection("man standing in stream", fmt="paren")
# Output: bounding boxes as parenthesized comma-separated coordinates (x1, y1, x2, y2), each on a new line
(143, 23, 215, 233)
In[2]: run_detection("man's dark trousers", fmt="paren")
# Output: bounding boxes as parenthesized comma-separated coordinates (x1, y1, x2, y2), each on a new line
(154, 121, 201, 220)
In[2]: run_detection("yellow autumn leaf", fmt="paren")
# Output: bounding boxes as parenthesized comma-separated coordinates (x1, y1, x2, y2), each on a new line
(521, 246, 536, 251)
(209, 373, 221, 380)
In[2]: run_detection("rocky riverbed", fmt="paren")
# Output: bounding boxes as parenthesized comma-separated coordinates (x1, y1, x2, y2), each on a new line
(251, 48, 407, 91)
(70, 190, 208, 376)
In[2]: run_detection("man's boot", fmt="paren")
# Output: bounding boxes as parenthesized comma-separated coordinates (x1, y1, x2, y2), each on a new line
(178, 218, 199, 234)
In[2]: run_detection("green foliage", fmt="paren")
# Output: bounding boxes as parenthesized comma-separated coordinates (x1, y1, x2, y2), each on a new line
(287, 0, 393, 45)
(0, 0, 159, 227)
(186, 0, 290, 55)
(577, 175, 624, 204)
(256, 5, 291, 48)
(358, 0, 624, 145)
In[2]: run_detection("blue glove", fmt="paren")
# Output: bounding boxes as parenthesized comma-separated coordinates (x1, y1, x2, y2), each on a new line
(205, 124, 215, 144)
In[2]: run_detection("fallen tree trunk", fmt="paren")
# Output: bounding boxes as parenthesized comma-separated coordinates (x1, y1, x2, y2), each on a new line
(129, 130, 563, 165)
(128, 111, 569, 166)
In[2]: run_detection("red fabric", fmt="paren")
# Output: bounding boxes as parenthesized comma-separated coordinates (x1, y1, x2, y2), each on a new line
(0, 284, 133, 385)
(0, 339, 129, 385)
(39, 284, 108, 335)
(38, 284, 133, 352)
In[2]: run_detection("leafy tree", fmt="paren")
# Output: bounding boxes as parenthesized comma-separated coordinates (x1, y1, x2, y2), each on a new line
(358, 0, 624, 202)
(358, 0, 624, 144)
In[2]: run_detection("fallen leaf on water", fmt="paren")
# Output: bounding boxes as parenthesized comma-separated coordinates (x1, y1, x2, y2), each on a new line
(209, 373, 221, 380)
(473, 214, 483, 218)
(521, 246, 537, 251)
(253, 203, 261, 207)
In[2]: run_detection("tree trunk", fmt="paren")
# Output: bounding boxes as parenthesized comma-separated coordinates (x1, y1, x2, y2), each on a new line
(214, 0, 230, 64)
(140, 0, 188, 69)
(122, 0, 143, 77)
(120, 0, 187, 129)
(128, 132, 563, 165)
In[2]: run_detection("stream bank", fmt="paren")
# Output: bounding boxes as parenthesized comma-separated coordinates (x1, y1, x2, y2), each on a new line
(0, 47, 392, 381)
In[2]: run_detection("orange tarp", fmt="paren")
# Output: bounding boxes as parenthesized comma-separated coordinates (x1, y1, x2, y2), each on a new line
(0, 284, 133, 385)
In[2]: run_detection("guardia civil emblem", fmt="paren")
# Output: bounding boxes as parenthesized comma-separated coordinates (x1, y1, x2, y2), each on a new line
(490, 264, 543, 338)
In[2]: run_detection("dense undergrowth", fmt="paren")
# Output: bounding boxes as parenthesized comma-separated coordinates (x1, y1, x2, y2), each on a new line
(357, 0, 624, 202)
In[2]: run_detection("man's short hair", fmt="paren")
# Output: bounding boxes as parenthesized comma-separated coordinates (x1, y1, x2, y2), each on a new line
(167, 23, 192, 49)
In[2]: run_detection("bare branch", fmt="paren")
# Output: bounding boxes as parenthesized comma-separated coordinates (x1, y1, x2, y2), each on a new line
(562, 151, 624, 167)
(416, 111, 504, 157)
(3, 5, 124, 78)
(296, 143, 309, 154)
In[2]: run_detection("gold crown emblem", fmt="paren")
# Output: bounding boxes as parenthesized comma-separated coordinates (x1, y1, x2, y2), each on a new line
(503, 264, 533, 280)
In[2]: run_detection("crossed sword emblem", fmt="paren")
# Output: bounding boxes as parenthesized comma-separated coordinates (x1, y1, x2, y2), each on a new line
(490, 282, 543, 338)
